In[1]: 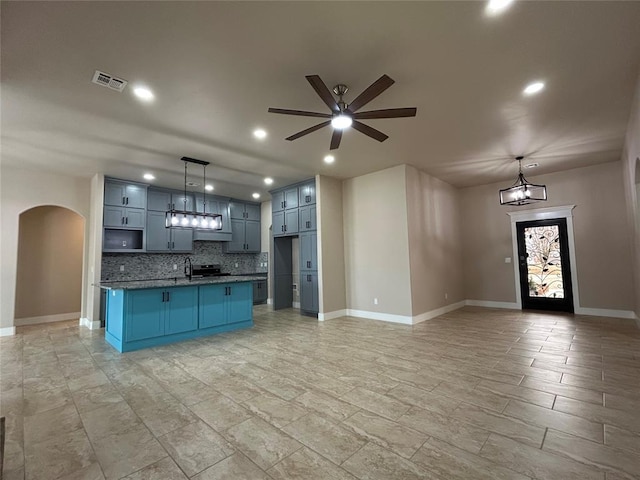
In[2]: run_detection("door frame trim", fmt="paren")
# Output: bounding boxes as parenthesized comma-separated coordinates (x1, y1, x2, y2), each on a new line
(507, 205, 580, 311)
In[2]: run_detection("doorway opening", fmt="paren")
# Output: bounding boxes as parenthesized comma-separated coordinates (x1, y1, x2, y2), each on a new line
(516, 218, 574, 312)
(14, 206, 85, 326)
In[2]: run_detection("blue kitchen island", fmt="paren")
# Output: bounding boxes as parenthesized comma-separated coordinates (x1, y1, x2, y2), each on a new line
(100, 276, 262, 352)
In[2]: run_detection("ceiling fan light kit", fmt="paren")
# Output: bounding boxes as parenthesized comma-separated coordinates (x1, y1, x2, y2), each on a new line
(269, 74, 417, 150)
(499, 156, 548, 206)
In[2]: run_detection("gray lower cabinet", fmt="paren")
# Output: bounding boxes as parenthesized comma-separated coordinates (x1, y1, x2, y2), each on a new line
(253, 280, 267, 304)
(104, 206, 145, 228)
(299, 205, 316, 232)
(225, 219, 260, 253)
(146, 211, 193, 252)
(300, 272, 318, 313)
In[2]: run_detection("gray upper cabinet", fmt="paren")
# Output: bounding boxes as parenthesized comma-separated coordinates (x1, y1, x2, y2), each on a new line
(224, 200, 261, 253)
(105, 181, 147, 209)
(271, 187, 298, 213)
(104, 206, 145, 228)
(148, 189, 193, 212)
(147, 190, 172, 211)
(299, 205, 316, 232)
(273, 209, 298, 236)
(299, 182, 316, 206)
(195, 196, 231, 234)
(146, 210, 193, 252)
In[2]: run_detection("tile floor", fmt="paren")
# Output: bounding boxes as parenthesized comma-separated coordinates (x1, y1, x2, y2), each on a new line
(1, 306, 640, 479)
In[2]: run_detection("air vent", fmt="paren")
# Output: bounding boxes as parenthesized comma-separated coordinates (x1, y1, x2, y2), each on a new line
(186, 182, 200, 187)
(525, 163, 539, 169)
(92, 70, 128, 92)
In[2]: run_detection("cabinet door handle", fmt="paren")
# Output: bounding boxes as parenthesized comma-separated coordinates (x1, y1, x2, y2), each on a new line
(284, 225, 287, 232)
(172, 242, 175, 249)
(166, 291, 170, 302)
(307, 261, 311, 268)
(122, 196, 126, 205)
(125, 217, 128, 225)
(167, 241, 170, 249)
(281, 225, 284, 232)
(162, 291, 166, 302)
(228, 286, 231, 295)
(126, 197, 129, 205)
(121, 217, 124, 225)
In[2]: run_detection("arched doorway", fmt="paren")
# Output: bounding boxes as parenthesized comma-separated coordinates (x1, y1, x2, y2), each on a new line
(14, 206, 85, 326)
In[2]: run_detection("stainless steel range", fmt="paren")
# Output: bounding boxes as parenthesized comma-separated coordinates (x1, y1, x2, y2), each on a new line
(190, 264, 230, 278)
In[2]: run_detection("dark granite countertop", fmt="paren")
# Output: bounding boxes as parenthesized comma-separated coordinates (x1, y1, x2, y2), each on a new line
(98, 275, 266, 290)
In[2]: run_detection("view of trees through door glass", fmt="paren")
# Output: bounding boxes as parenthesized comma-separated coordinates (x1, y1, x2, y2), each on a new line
(524, 225, 564, 298)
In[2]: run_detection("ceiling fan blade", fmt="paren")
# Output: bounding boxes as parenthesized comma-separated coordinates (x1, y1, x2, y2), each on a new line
(352, 120, 389, 142)
(285, 120, 331, 141)
(330, 129, 342, 150)
(347, 74, 395, 113)
(268, 108, 332, 118)
(353, 107, 417, 119)
(306, 75, 340, 113)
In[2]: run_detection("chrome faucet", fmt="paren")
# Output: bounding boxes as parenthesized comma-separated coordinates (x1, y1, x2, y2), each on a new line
(184, 257, 193, 279)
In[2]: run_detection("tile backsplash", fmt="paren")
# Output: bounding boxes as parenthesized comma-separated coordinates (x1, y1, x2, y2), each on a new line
(102, 241, 267, 282)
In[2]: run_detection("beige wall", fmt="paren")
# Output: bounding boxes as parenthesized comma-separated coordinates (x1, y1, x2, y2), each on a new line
(15, 206, 84, 320)
(0, 166, 93, 329)
(621, 73, 640, 318)
(343, 165, 412, 316)
(316, 175, 347, 315)
(461, 161, 635, 311)
(405, 166, 464, 315)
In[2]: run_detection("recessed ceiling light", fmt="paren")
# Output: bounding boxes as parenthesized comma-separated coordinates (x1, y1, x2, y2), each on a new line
(523, 81, 545, 96)
(133, 86, 154, 101)
(253, 129, 267, 139)
(324, 155, 335, 164)
(205, 184, 214, 191)
(485, 0, 514, 16)
(264, 177, 274, 185)
(252, 193, 260, 199)
(143, 173, 155, 180)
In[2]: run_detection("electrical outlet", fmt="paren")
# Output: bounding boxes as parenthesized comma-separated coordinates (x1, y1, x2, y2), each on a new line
(505, 257, 512, 264)
(173, 264, 177, 270)
(374, 298, 378, 305)
(119, 265, 125, 272)
(235, 263, 238, 268)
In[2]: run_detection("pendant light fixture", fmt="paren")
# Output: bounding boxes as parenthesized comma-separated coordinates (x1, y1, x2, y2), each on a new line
(165, 157, 223, 229)
(499, 156, 547, 206)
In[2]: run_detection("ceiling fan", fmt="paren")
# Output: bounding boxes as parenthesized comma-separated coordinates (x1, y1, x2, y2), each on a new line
(268, 74, 417, 150)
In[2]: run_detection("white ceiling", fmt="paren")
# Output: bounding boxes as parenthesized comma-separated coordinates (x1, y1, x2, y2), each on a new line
(2, 1, 640, 200)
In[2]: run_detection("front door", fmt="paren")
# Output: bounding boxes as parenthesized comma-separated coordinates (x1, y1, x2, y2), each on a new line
(516, 218, 574, 312)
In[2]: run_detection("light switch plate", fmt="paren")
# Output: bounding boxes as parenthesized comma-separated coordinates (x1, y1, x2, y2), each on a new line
(505, 257, 512, 264)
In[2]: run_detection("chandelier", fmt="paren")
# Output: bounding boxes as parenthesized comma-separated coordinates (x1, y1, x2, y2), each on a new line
(499, 156, 547, 206)
(165, 157, 222, 229)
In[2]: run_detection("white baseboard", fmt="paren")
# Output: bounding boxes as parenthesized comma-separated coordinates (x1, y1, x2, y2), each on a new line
(465, 300, 520, 310)
(0, 326, 16, 336)
(574, 307, 636, 320)
(79, 317, 102, 330)
(14, 311, 81, 326)
(293, 301, 301, 309)
(346, 309, 413, 324)
(412, 301, 466, 324)
(318, 309, 347, 321)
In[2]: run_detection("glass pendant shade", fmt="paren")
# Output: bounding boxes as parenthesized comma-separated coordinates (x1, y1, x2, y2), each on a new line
(500, 158, 548, 206)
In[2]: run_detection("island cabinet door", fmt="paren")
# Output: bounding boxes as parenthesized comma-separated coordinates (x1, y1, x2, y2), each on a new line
(165, 287, 198, 335)
(199, 284, 227, 328)
(227, 283, 253, 324)
(126, 289, 165, 341)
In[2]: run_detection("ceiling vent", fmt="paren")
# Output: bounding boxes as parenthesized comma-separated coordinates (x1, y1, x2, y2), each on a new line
(92, 70, 128, 92)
